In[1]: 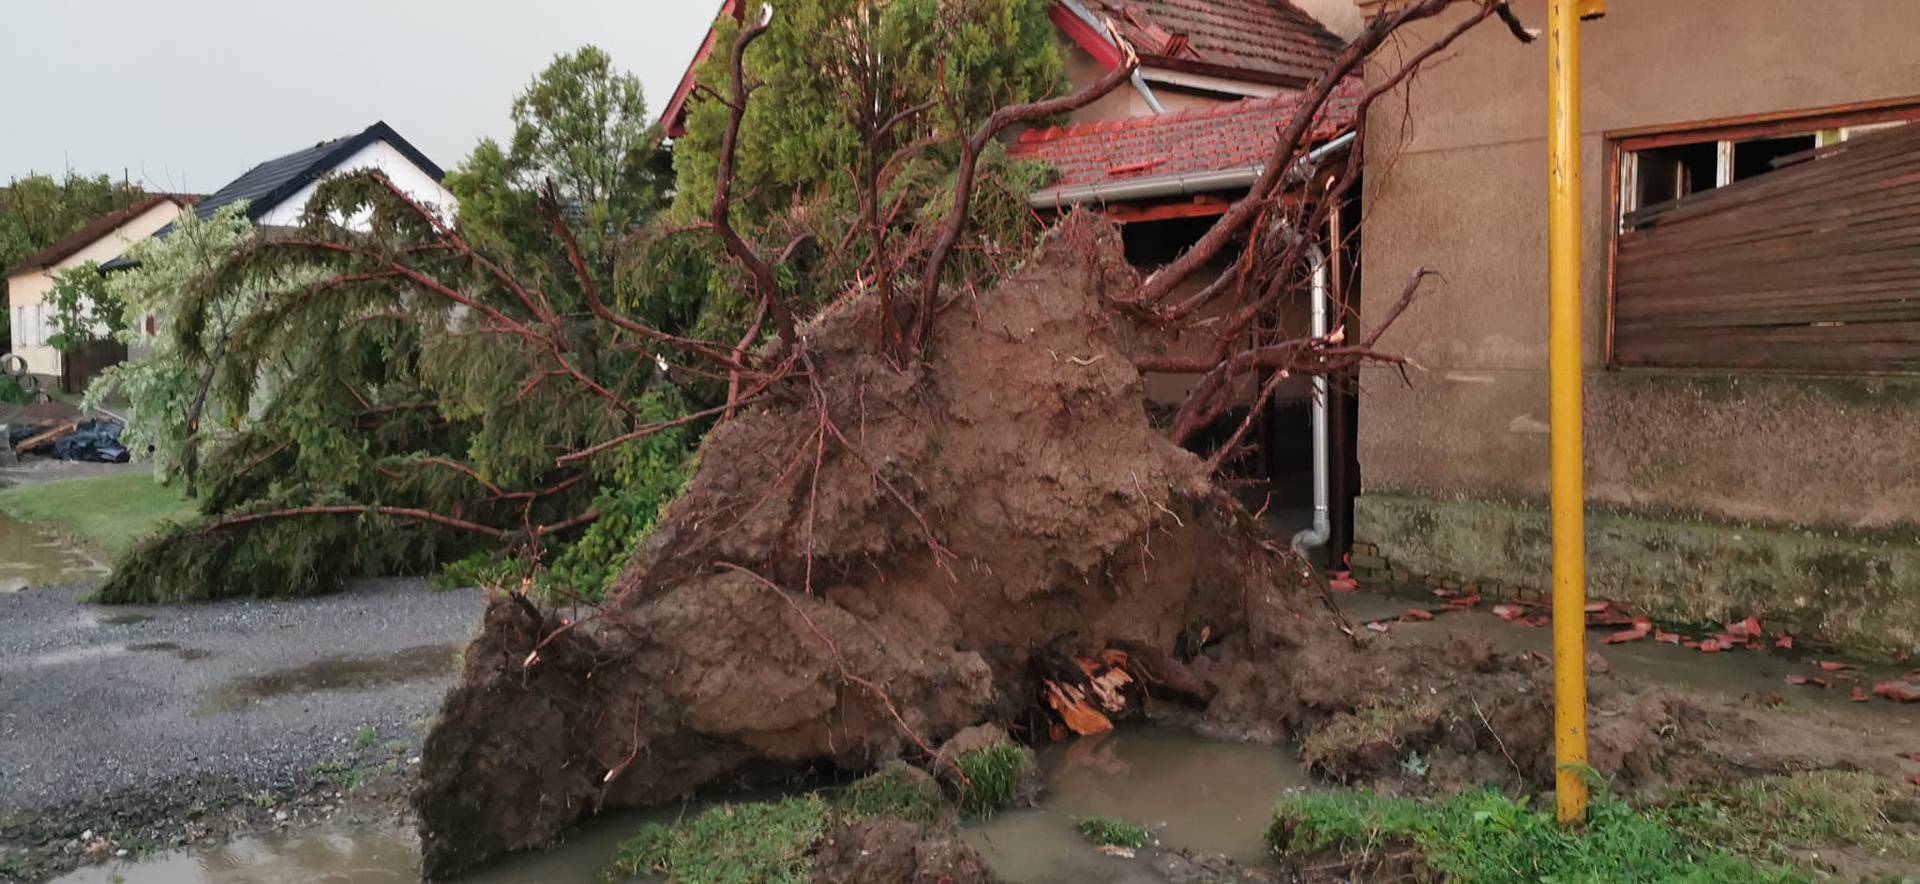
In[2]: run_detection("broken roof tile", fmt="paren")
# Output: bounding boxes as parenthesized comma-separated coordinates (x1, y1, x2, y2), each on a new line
(1010, 82, 1360, 194)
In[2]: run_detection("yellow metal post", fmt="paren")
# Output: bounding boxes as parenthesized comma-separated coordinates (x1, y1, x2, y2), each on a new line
(1547, 0, 1590, 826)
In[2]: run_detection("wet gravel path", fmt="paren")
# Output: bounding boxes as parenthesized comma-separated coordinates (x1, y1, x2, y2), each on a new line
(0, 579, 482, 815)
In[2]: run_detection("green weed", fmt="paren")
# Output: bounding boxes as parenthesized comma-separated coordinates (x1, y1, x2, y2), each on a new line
(1300, 697, 1444, 778)
(1077, 815, 1152, 849)
(354, 726, 378, 749)
(313, 759, 374, 792)
(605, 796, 828, 883)
(1270, 789, 1804, 883)
(829, 762, 951, 824)
(953, 743, 1034, 819)
(1661, 770, 1920, 866)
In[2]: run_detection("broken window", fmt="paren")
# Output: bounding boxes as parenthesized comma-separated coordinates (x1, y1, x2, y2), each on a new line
(1609, 101, 1920, 373)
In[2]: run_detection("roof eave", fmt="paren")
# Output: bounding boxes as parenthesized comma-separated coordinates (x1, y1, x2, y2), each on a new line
(1028, 165, 1264, 208)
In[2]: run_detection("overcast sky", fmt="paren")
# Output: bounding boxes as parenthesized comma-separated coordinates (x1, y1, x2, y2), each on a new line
(0, 0, 718, 192)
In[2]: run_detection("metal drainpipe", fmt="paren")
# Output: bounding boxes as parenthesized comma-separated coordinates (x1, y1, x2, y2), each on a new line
(1290, 243, 1331, 562)
(1056, 0, 1166, 114)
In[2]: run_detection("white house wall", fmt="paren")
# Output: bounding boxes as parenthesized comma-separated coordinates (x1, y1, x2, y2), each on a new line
(253, 140, 459, 228)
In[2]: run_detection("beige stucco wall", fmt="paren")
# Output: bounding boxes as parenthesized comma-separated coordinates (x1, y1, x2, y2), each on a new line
(1290, 0, 1364, 40)
(5, 201, 185, 380)
(1061, 47, 1245, 125)
(1357, 0, 1920, 531)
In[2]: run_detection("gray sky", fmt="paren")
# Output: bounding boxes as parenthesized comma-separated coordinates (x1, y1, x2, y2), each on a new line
(0, 0, 719, 192)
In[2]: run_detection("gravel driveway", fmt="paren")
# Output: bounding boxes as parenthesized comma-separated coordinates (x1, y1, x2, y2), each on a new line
(0, 579, 482, 816)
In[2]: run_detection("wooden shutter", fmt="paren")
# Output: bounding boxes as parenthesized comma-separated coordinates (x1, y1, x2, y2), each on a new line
(1612, 123, 1920, 372)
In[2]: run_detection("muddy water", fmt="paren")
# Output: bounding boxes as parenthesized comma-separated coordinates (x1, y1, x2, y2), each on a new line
(52, 727, 1301, 883)
(966, 728, 1307, 883)
(0, 511, 107, 591)
(197, 644, 463, 714)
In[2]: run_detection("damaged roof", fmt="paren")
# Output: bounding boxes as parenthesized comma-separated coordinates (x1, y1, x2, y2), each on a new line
(1060, 0, 1345, 86)
(660, 0, 1348, 137)
(1010, 81, 1360, 203)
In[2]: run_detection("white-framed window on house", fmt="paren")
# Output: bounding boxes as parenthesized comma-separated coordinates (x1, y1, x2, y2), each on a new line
(1608, 100, 1920, 373)
(11, 304, 50, 348)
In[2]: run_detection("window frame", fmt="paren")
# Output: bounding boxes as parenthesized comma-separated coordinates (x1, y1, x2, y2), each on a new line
(1604, 96, 1920, 371)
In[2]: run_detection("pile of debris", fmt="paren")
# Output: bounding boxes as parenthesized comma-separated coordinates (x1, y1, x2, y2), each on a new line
(4, 416, 130, 464)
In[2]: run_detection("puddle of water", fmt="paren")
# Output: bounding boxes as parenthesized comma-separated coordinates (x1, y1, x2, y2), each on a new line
(0, 511, 108, 592)
(966, 727, 1306, 883)
(97, 612, 155, 626)
(130, 640, 214, 662)
(198, 645, 460, 714)
(49, 727, 1301, 884)
(50, 825, 421, 884)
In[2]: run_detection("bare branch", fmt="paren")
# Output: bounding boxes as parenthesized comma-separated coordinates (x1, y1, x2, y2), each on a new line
(910, 37, 1141, 348)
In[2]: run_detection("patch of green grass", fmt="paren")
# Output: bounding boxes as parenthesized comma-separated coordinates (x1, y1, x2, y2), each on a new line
(1077, 815, 1152, 849)
(1270, 789, 1804, 883)
(605, 822, 674, 880)
(953, 743, 1034, 819)
(1300, 697, 1444, 777)
(829, 762, 951, 824)
(0, 472, 194, 559)
(606, 763, 966, 882)
(1662, 771, 1920, 866)
(606, 796, 829, 884)
(354, 725, 378, 749)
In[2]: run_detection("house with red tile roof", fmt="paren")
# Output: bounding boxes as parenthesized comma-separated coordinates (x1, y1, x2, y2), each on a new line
(663, 2, 1360, 212)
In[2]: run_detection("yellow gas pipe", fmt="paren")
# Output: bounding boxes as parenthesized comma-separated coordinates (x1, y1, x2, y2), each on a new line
(1548, 0, 1604, 826)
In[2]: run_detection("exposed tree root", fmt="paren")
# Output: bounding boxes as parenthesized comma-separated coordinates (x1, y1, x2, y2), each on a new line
(408, 218, 1844, 878)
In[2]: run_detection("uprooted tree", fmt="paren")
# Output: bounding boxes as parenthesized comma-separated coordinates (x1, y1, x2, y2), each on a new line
(90, 0, 1839, 876)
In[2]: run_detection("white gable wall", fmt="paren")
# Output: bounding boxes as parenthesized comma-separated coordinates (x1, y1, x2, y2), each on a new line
(254, 139, 459, 228)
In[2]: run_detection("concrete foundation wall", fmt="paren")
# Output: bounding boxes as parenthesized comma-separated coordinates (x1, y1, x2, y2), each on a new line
(1355, 493, 1920, 658)
(1352, 0, 1920, 651)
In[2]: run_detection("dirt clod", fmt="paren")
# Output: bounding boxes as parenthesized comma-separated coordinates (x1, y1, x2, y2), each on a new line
(810, 817, 999, 884)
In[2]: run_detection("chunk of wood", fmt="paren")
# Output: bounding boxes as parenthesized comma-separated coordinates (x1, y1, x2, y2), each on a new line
(1044, 681, 1113, 735)
(14, 421, 77, 453)
(1108, 639, 1217, 707)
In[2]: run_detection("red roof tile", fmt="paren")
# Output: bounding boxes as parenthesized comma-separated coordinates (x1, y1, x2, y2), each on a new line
(1071, 0, 1344, 86)
(1010, 83, 1359, 194)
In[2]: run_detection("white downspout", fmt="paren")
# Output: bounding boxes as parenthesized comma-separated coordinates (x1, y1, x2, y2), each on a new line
(1290, 244, 1331, 560)
(1056, 0, 1167, 114)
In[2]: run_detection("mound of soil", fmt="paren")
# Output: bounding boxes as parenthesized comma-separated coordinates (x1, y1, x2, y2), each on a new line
(811, 817, 999, 884)
(409, 215, 1828, 878)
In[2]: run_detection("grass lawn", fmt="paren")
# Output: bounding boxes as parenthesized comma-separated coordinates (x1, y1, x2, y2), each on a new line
(0, 472, 195, 559)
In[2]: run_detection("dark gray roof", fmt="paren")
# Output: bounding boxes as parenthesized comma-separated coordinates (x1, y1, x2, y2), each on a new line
(101, 121, 445, 272)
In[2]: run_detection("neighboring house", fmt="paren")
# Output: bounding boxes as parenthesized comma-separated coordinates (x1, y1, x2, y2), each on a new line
(1348, 0, 1920, 654)
(102, 121, 457, 274)
(100, 121, 456, 372)
(3, 194, 199, 387)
